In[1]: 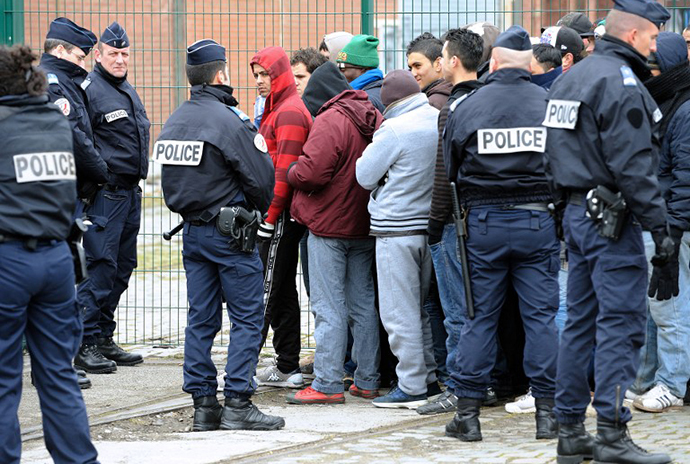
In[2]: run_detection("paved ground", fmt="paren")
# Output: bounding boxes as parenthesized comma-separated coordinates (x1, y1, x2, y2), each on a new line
(17, 349, 690, 464)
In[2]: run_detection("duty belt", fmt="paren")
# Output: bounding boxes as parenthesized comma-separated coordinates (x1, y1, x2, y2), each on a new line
(567, 190, 589, 206)
(0, 233, 56, 250)
(500, 202, 550, 212)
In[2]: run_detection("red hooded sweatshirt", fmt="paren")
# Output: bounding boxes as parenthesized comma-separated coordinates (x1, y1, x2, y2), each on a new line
(250, 46, 312, 225)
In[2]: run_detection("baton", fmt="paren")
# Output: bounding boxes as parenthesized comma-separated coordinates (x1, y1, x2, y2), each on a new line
(163, 221, 184, 240)
(450, 182, 475, 320)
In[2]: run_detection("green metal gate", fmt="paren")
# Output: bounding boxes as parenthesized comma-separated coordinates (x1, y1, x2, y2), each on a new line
(2, 0, 688, 347)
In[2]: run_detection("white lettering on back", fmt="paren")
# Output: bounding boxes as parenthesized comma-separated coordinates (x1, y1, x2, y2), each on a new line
(13, 152, 76, 183)
(543, 99, 581, 130)
(153, 141, 205, 166)
(477, 127, 547, 154)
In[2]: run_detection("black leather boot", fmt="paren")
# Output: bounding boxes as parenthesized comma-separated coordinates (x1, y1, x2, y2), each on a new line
(76, 369, 92, 389)
(220, 397, 285, 431)
(593, 420, 672, 464)
(97, 337, 144, 366)
(535, 397, 558, 439)
(74, 344, 117, 374)
(445, 397, 482, 442)
(557, 422, 594, 464)
(192, 396, 222, 431)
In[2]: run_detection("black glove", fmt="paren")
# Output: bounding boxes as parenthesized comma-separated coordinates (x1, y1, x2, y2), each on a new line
(648, 228, 681, 301)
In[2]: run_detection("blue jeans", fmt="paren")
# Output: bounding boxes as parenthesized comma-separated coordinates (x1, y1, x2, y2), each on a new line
(632, 231, 690, 398)
(308, 234, 380, 393)
(429, 223, 466, 391)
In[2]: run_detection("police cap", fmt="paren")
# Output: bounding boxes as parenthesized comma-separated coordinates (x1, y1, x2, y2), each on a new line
(46, 17, 97, 55)
(613, 0, 671, 29)
(494, 25, 532, 51)
(187, 39, 226, 65)
(100, 21, 129, 49)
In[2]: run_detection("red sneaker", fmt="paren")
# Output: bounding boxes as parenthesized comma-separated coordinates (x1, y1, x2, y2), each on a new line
(286, 386, 345, 404)
(349, 385, 380, 399)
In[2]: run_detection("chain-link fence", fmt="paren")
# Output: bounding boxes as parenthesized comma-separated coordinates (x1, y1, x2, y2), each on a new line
(2, 0, 689, 347)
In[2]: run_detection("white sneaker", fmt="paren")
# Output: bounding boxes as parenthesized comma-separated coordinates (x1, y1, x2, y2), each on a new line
(505, 388, 536, 414)
(254, 365, 304, 388)
(633, 383, 683, 413)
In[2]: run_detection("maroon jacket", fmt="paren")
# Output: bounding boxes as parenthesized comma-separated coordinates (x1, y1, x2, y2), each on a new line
(288, 89, 382, 239)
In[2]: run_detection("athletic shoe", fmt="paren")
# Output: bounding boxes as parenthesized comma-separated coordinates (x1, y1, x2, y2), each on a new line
(633, 383, 684, 413)
(417, 389, 458, 415)
(286, 386, 345, 404)
(483, 386, 498, 406)
(505, 388, 536, 414)
(372, 385, 428, 409)
(254, 365, 304, 388)
(349, 384, 380, 399)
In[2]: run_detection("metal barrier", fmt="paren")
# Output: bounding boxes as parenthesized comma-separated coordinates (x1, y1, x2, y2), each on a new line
(1, 0, 688, 347)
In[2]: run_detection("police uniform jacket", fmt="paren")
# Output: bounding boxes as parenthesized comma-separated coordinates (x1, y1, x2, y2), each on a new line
(0, 93, 77, 240)
(443, 68, 552, 207)
(38, 53, 108, 198)
(157, 85, 275, 221)
(543, 35, 667, 234)
(84, 63, 150, 188)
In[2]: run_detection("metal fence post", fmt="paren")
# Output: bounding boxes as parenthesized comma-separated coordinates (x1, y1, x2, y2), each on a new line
(361, 0, 374, 35)
(172, 0, 187, 107)
(1, 0, 24, 45)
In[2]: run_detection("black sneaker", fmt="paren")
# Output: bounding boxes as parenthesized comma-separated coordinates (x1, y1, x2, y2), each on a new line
(220, 398, 285, 431)
(417, 389, 458, 415)
(97, 337, 143, 366)
(483, 387, 498, 406)
(74, 344, 117, 374)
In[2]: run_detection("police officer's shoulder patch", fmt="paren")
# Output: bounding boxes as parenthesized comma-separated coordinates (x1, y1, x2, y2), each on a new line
(254, 134, 268, 153)
(47, 73, 59, 85)
(620, 66, 637, 87)
(54, 98, 71, 116)
(80, 77, 92, 91)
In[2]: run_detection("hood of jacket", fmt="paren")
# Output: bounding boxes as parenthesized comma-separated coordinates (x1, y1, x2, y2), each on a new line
(382, 92, 429, 119)
(422, 78, 452, 98)
(250, 46, 299, 122)
(302, 61, 352, 118)
(319, 89, 380, 139)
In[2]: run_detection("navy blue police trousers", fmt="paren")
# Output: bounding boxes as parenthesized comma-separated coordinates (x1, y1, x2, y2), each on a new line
(77, 186, 141, 343)
(0, 241, 98, 464)
(555, 202, 647, 424)
(451, 207, 560, 400)
(181, 221, 264, 399)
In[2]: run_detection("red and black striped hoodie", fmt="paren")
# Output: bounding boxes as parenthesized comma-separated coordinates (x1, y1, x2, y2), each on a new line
(250, 46, 312, 225)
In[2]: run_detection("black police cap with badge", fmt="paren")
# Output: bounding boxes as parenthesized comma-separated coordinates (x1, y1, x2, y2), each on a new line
(613, 0, 670, 29)
(187, 39, 227, 65)
(46, 17, 97, 55)
(100, 21, 129, 49)
(493, 25, 532, 51)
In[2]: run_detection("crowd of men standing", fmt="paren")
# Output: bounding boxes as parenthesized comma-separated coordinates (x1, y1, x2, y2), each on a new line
(1, 0, 690, 462)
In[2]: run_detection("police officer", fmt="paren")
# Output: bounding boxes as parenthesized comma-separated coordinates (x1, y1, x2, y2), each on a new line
(38, 17, 109, 208)
(0, 44, 99, 464)
(38, 17, 111, 385)
(544, 1, 674, 462)
(75, 22, 149, 371)
(443, 26, 560, 442)
(157, 39, 283, 431)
